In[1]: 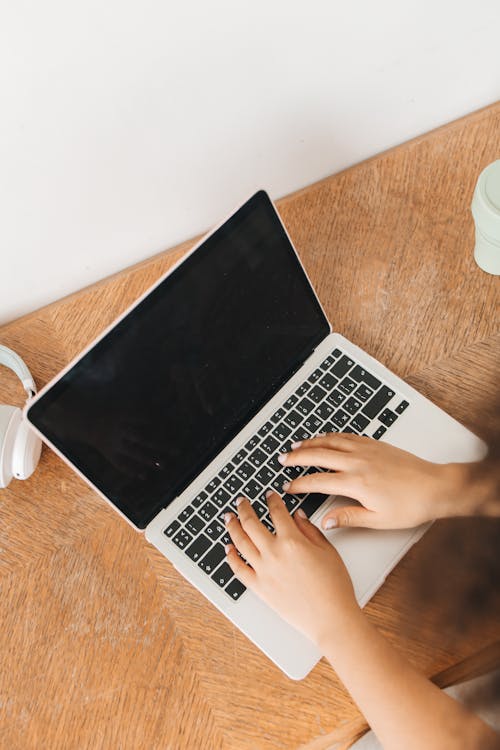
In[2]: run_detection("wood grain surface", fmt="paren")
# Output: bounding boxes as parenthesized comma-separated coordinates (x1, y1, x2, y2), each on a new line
(1, 103, 499, 750)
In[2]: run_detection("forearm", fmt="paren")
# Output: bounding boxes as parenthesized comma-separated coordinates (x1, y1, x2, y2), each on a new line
(320, 611, 499, 750)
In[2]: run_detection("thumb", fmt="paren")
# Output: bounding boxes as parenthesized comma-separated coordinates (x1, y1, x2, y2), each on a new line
(321, 505, 375, 530)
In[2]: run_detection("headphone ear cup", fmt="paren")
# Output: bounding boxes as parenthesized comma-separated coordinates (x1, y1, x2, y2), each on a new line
(0, 405, 22, 488)
(12, 417, 42, 481)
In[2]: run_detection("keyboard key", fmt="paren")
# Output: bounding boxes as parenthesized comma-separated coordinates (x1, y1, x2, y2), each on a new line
(304, 415, 322, 433)
(338, 377, 356, 395)
(332, 348, 342, 358)
(185, 533, 211, 562)
(211, 561, 234, 588)
(226, 578, 246, 600)
(248, 448, 267, 468)
(236, 461, 255, 481)
(261, 435, 280, 454)
(271, 407, 286, 424)
(284, 494, 300, 512)
(223, 474, 243, 494)
(172, 528, 193, 550)
(308, 384, 327, 404)
(255, 465, 275, 485)
(284, 410, 302, 429)
(351, 413, 370, 432)
(243, 478, 262, 499)
(300, 493, 325, 518)
(332, 409, 349, 428)
(233, 448, 247, 465)
(280, 438, 293, 454)
(244, 436, 259, 452)
(164, 520, 180, 538)
(354, 384, 373, 402)
(322, 421, 337, 433)
(307, 368, 323, 384)
(319, 372, 338, 391)
(185, 514, 205, 535)
(296, 382, 310, 396)
(272, 422, 292, 441)
(343, 396, 363, 415)
(379, 408, 398, 427)
(221, 531, 231, 546)
(199, 500, 218, 522)
(373, 425, 387, 440)
(283, 464, 304, 480)
(291, 427, 311, 442)
(315, 402, 333, 420)
(327, 389, 346, 407)
(258, 421, 273, 437)
(192, 490, 208, 508)
(331, 355, 354, 378)
(362, 386, 395, 420)
(343, 426, 357, 433)
(322, 354, 336, 369)
(267, 454, 283, 472)
(350, 365, 381, 391)
(206, 477, 221, 492)
(206, 519, 225, 541)
(296, 397, 315, 416)
(213, 487, 231, 507)
(284, 394, 298, 409)
(198, 543, 226, 574)
(271, 475, 287, 493)
(252, 500, 267, 518)
(219, 463, 234, 479)
(178, 505, 195, 522)
(395, 400, 409, 414)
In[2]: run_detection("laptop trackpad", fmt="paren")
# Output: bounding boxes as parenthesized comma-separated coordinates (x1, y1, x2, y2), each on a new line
(312, 495, 425, 606)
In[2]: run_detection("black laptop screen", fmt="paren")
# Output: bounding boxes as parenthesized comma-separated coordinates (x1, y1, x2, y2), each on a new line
(28, 191, 330, 528)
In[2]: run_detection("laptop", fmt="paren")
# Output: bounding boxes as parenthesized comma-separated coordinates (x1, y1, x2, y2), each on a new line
(25, 190, 485, 679)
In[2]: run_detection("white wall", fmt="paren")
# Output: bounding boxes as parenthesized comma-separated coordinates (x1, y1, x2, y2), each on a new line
(1, 0, 499, 325)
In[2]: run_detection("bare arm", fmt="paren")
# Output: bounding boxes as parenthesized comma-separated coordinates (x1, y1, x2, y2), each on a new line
(319, 609, 499, 750)
(224, 494, 499, 750)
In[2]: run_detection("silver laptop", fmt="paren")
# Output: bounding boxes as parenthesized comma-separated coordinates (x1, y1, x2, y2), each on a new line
(26, 191, 485, 679)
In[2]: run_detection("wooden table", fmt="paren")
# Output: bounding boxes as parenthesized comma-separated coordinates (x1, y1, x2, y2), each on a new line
(1, 103, 499, 750)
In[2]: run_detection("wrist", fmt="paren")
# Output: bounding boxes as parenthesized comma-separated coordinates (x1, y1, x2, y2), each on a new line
(434, 461, 498, 519)
(313, 600, 365, 653)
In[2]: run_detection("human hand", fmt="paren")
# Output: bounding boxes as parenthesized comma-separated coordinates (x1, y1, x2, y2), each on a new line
(224, 492, 361, 647)
(279, 433, 467, 531)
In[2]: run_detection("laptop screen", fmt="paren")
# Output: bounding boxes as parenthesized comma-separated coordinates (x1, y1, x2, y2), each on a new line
(27, 191, 330, 528)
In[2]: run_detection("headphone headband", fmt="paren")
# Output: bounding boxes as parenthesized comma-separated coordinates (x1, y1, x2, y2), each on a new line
(0, 345, 36, 398)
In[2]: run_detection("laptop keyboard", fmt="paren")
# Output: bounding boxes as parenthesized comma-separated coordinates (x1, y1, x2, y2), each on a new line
(163, 347, 409, 602)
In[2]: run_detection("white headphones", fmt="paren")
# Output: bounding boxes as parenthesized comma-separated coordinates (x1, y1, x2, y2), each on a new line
(0, 345, 42, 488)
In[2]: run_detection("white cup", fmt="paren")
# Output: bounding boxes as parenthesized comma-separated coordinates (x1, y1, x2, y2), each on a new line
(471, 159, 500, 275)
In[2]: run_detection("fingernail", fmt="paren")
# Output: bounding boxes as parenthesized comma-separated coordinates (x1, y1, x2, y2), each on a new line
(224, 512, 235, 524)
(265, 490, 273, 499)
(235, 496, 245, 506)
(278, 453, 287, 465)
(296, 508, 306, 519)
(291, 441, 302, 450)
(324, 517, 338, 529)
(225, 543, 233, 554)
(282, 481, 290, 492)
